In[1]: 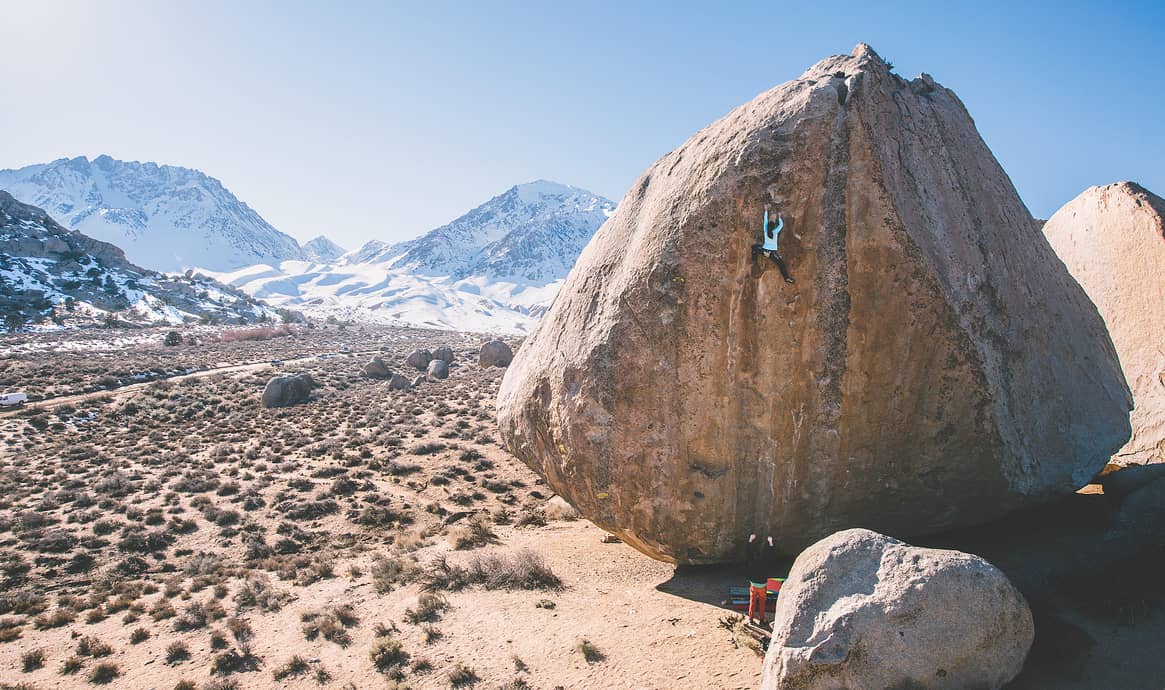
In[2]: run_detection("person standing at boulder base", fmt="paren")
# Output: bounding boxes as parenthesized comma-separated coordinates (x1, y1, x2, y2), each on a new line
(746, 533, 776, 626)
(751, 208, 795, 283)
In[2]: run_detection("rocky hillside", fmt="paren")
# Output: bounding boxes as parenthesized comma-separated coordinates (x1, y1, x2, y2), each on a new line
(0, 191, 280, 330)
(0, 155, 304, 272)
(210, 181, 615, 333)
(497, 44, 1131, 564)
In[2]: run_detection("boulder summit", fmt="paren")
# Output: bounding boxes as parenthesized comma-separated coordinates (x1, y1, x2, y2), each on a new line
(1044, 182, 1165, 466)
(496, 44, 1131, 564)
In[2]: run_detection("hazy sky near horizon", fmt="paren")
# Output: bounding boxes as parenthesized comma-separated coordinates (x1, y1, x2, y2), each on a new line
(1, 1, 1162, 248)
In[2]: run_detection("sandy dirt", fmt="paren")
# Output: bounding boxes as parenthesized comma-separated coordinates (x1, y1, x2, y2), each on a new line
(0, 325, 763, 690)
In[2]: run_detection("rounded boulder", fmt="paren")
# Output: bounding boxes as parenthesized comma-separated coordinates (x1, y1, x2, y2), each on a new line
(406, 349, 433, 371)
(261, 374, 315, 409)
(426, 358, 449, 381)
(479, 340, 513, 368)
(761, 529, 1034, 690)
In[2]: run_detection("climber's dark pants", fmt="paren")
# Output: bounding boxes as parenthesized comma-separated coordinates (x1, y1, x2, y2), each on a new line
(752, 245, 794, 283)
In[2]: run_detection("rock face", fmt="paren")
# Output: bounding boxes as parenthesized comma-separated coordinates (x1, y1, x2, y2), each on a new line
(479, 340, 513, 367)
(363, 356, 392, 379)
(496, 44, 1132, 563)
(406, 349, 433, 371)
(0, 155, 304, 272)
(761, 529, 1033, 690)
(426, 358, 449, 381)
(433, 346, 455, 365)
(261, 374, 315, 408)
(1043, 183, 1165, 466)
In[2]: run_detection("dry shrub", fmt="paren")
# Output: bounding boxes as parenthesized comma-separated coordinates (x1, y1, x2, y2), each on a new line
(233, 573, 294, 613)
(302, 605, 359, 647)
(451, 516, 498, 550)
(218, 325, 292, 343)
(88, 661, 121, 684)
(369, 635, 409, 674)
(422, 549, 561, 592)
(371, 553, 419, 594)
(272, 655, 311, 680)
(403, 593, 448, 624)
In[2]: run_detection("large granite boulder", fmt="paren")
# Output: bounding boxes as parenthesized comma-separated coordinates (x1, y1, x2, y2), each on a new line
(496, 44, 1132, 563)
(479, 340, 513, 367)
(1044, 182, 1165, 466)
(761, 529, 1033, 690)
(261, 374, 315, 408)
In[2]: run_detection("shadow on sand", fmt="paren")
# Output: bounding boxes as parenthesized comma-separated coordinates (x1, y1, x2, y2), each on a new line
(653, 487, 1165, 687)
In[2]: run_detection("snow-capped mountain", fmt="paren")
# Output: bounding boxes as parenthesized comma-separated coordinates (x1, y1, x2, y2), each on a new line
(208, 181, 615, 334)
(302, 235, 346, 263)
(0, 191, 280, 330)
(0, 155, 304, 272)
(365, 180, 615, 282)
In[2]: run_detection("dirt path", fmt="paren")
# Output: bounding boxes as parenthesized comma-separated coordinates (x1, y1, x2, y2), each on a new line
(0, 349, 382, 416)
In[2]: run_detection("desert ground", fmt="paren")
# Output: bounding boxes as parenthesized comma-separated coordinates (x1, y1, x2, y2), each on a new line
(0, 324, 1162, 689)
(0, 325, 762, 690)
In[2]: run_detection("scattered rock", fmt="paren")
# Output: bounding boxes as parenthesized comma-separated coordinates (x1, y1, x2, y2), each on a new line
(433, 346, 455, 365)
(387, 373, 411, 391)
(496, 43, 1131, 564)
(261, 374, 315, 409)
(411, 375, 426, 388)
(426, 358, 449, 381)
(761, 529, 1033, 690)
(406, 349, 433, 371)
(479, 340, 513, 368)
(1043, 182, 1165, 466)
(362, 356, 392, 379)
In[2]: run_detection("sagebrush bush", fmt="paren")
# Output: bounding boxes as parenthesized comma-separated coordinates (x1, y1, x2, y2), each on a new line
(369, 635, 408, 673)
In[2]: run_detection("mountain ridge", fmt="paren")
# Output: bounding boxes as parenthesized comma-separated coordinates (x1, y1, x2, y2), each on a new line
(0, 191, 282, 330)
(0, 155, 305, 272)
(212, 181, 615, 333)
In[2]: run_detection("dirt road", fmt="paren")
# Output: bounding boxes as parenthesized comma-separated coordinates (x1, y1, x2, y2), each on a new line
(0, 349, 377, 416)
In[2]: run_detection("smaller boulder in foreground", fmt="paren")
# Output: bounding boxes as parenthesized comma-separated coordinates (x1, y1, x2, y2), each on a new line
(406, 349, 433, 371)
(262, 374, 315, 409)
(761, 528, 1033, 690)
(427, 358, 449, 381)
(388, 373, 411, 391)
(479, 340, 513, 368)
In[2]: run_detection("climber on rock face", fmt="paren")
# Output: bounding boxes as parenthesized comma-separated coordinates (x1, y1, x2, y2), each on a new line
(751, 208, 795, 283)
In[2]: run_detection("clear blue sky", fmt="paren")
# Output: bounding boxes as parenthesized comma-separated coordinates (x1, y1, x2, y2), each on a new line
(1, 1, 1161, 249)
